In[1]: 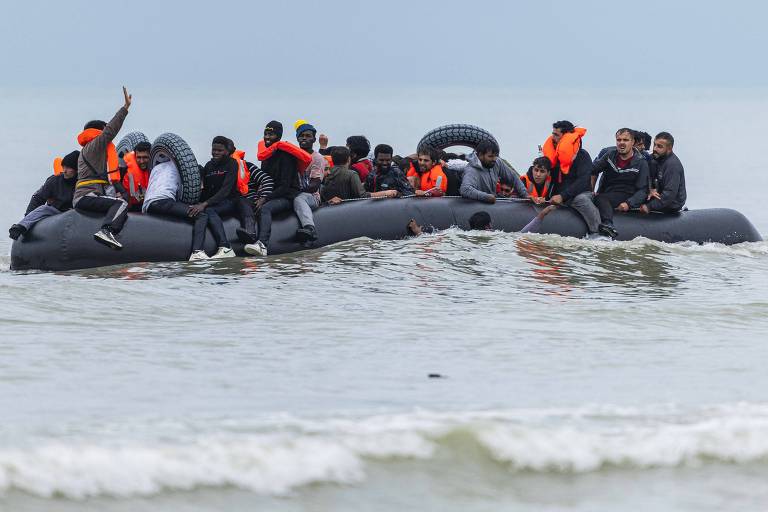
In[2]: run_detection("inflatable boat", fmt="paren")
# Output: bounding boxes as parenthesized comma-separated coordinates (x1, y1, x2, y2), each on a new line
(9, 198, 762, 271)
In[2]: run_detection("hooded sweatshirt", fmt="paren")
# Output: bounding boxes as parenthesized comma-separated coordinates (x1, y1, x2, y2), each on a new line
(459, 152, 528, 201)
(25, 174, 77, 214)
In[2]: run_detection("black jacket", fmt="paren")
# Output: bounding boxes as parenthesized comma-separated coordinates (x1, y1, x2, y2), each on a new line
(261, 150, 300, 200)
(648, 153, 686, 212)
(553, 148, 592, 202)
(200, 156, 239, 205)
(26, 174, 76, 214)
(364, 165, 414, 195)
(592, 149, 650, 208)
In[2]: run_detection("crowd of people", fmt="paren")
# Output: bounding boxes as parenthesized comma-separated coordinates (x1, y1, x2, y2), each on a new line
(9, 88, 688, 258)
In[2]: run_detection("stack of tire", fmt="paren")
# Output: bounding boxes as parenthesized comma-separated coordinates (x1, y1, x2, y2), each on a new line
(416, 124, 499, 196)
(115, 132, 202, 204)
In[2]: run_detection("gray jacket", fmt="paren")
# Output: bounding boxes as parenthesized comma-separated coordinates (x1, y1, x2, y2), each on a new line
(459, 152, 528, 201)
(73, 106, 129, 204)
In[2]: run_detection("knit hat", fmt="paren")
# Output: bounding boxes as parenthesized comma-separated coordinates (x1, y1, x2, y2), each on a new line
(265, 120, 283, 139)
(61, 150, 80, 170)
(294, 119, 316, 138)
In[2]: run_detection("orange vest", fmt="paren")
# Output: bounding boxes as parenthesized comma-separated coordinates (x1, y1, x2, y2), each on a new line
(256, 140, 312, 172)
(121, 151, 149, 206)
(520, 173, 552, 199)
(77, 128, 120, 182)
(406, 163, 448, 192)
(53, 157, 63, 176)
(541, 126, 587, 177)
(231, 150, 250, 196)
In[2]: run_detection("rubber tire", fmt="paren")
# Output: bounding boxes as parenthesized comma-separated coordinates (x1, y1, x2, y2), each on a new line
(150, 133, 201, 204)
(417, 124, 499, 153)
(116, 131, 150, 166)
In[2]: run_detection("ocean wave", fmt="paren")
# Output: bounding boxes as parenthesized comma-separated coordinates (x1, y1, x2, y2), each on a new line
(3, 404, 768, 499)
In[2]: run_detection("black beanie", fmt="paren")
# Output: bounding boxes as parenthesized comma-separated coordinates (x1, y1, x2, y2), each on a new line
(61, 150, 80, 170)
(265, 120, 283, 140)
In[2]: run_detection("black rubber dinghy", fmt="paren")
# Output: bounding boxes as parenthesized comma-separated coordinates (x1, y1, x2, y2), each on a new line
(10, 198, 763, 271)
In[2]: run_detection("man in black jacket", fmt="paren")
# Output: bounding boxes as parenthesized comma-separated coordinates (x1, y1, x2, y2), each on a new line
(9, 150, 79, 240)
(364, 144, 414, 198)
(640, 132, 686, 214)
(188, 136, 240, 259)
(247, 121, 301, 256)
(590, 128, 650, 238)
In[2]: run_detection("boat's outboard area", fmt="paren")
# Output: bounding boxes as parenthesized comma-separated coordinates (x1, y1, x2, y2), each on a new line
(10, 199, 762, 271)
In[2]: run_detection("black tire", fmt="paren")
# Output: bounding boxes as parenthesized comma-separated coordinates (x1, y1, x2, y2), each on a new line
(417, 124, 499, 153)
(116, 131, 150, 166)
(150, 133, 201, 204)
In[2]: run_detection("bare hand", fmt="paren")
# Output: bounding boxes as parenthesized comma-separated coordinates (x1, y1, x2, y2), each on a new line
(532, 196, 545, 204)
(639, 204, 650, 214)
(486, 194, 496, 204)
(550, 194, 563, 205)
(318, 134, 329, 149)
(415, 189, 426, 197)
(390, 190, 400, 198)
(648, 189, 661, 200)
(328, 196, 342, 205)
(123, 86, 132, 109)
(616, 202, 630, 212)
(188, 202, 207, 217)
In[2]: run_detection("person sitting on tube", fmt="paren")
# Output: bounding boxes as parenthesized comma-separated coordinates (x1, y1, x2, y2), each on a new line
(458, 140, 528, 203)
(364, 144, 414, 198)
(321, 146, 369, 204)
(640, 131, 686, 214)
(406, 146, 448, 197)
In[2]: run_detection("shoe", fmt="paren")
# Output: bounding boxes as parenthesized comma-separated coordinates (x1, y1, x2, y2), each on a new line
(585, 232, 612, 242)
(9, 224, 26, 240)
(236, 227, 257, 244)
(598, 223, 618, 239)
(93, 228, 123, 249)
(211, 247, 235, 259)
(244, 240, 268, 256)
(295, 225, 318, 242)
(188, 250, 210, 261)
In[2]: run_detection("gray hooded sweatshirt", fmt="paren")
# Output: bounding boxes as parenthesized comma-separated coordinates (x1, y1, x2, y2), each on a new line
(459, 152, 528, 201)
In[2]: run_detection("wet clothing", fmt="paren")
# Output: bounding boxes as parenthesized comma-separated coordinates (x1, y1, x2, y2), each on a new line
(200, 157, 239, 206)
(262, 150, 301, 200)
(364, 165, 414, 195)
(25, 174, 76, 214)
(648, 153, 686, 212)
(459, 152, 528, 201)
(321, 166, 367, 202)
(592, 149, 650, 208)
(552, 148, 593, 202)
(74, 106, 129, 204)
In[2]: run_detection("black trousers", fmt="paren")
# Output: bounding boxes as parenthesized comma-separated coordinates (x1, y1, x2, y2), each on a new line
(593, 191, 631, 225)
(258, 198, 293, 245)
(76, 194, 128, 233)
(146, 199, 208, 252)
(204, 199, 239, 249)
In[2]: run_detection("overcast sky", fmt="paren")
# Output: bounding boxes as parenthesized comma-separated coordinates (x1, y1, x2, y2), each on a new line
(1, 0, 766, 89)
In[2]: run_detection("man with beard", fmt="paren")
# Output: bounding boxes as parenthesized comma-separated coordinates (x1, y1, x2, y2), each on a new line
(406, 146, 448, 197)
(364, 144, 414, 198)
(590, 128, 650, 238)
(120, 141, 151, 211)
(459, 140, 527, 203)
(293, 120, 326, 242)
(640, 132, 686, 214)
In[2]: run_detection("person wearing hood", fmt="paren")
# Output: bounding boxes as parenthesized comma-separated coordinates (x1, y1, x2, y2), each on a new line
(459, 140, 527, 203)
(9, 150, 79, 240)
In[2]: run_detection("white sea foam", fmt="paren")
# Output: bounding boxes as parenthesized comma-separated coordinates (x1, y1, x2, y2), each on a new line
(3, 404, 768, 499)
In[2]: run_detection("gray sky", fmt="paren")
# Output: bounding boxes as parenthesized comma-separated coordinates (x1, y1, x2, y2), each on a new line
(1, 0, 766, 88)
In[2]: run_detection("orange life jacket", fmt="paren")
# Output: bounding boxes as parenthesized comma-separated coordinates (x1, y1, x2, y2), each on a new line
(256, 140, 312, 172)
(53, 157, 63, 176)
(231, 150, 250, 196)
(77, 128, 120, 182)
(520, 173, 552, 199)
(121, 151, 150, 206)
(406, 163, 448, 192)
(541, 126, 587, 177)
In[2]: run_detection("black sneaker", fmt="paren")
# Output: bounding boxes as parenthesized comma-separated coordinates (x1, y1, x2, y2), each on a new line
(94, 228, 123, 249)
(9, 224, 27, 240)
(236, 227, 257, 244)
(598, 223, 618, 240)
(295, 226, 315, 242)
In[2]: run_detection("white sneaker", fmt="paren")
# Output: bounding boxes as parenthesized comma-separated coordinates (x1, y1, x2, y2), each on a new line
(244, 241, 268, 256)
(188, 250, 209, 261)
(211, 247, 235, 259)
(585, 233, 612, 242)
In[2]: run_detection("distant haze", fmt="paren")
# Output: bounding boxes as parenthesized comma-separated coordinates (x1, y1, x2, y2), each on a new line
(2, 0, 766, 88)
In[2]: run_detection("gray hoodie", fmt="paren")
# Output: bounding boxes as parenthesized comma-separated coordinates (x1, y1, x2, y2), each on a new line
(459, 152, 528, 201)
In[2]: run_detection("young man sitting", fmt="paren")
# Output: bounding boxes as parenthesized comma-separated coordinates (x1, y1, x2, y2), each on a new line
(519, 157, 553, 204)
(293, 120, 326, 243)
(9, 150, 79, 240)
(364, 144, 414, 198)
(346, 135, 373, 182)
(406, 146, 448, 197)
(120, 141, 151, 211)
(459, 140, 528, 203)
(590, 128, 650, 238)
(640, 131, 686, 214)
(321, 147, 368, 204)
